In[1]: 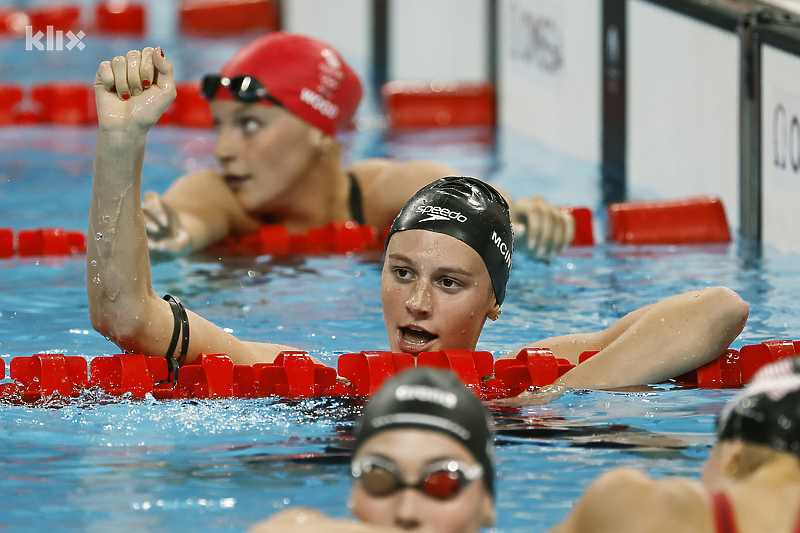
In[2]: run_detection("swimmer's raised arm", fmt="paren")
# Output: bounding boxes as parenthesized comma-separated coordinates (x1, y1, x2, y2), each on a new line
(507, 286, 749, 393)
(87, 47, 292, 365)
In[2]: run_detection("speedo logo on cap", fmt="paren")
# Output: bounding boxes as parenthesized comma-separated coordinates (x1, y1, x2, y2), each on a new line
(416, 205, 467, 223)
(395, 384, 458, 409)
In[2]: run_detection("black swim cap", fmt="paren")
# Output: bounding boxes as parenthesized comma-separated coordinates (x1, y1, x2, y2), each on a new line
(385, 176, 513, 305)
(353, 367, 495, 496)
(717, 357, 800, 459)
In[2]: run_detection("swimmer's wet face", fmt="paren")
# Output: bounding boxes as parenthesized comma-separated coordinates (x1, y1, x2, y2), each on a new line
(382, 230, 500, 355)
(380, 176, 511, 355)
(385, 176, 514, 307)
(210, 100, 330, 213)
(351, 368, 496, 531)
(201, 32, 361, 214)
(350, 429, 494, 533)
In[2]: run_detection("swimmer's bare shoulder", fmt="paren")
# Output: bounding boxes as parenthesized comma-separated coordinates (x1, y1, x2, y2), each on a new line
(160, 169, 262, 246)
(246, 508, 404, 533)
(549, 468, 713, 533)
(349, 158, 457, 230)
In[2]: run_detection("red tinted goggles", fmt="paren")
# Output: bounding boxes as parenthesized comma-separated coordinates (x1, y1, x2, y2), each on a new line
(200, 74, 284, 107)
(351, 456, 483, 500)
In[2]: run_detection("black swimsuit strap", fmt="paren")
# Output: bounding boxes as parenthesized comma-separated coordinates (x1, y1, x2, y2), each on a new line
(348, 171, 365, 225)
(158, 294, 190, 388)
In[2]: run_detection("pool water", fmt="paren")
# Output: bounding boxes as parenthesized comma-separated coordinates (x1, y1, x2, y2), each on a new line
(2, 38, 800, 533)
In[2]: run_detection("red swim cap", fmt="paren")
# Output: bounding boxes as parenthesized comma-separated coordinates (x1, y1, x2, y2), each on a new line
(216, 32, 362, 137)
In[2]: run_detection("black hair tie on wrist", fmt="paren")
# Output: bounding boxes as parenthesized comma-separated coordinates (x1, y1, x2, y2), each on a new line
(156, 294, 190, 388)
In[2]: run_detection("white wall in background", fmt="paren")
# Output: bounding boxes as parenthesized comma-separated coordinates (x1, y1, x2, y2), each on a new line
(283, 0, 372, 83)
(627, 0, 740, 229)
(761, 43, 800, 254)
(389, 0, 489, 81)
(497, 0, 602, 164)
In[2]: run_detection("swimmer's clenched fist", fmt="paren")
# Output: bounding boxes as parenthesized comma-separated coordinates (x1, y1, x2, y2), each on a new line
(94, 47, 175, 132)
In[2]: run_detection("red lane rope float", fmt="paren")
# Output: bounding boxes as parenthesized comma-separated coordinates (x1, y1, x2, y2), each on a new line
(0, 84, 23, 125)
(2, 198, 732, 257)
(0, 228, 87, 258)
(607, 196, 731, 245)
(179, 0, 280, 36)
(206, 211, 596, 257)
(0, 82, 96, 126)
(383, 80, 495, 129)
(0, 81, 213, 127)
(157, 82, 215, 128)
(94, 1, 146, 36)
(0, 212, 591, 260)
(205, 222, 384, 256)
(563, 206, 594, 246)
(3, 340, 796, 403)
(31, 83, 96, 125)
(0, 2, 145, 38)
(27, 4, 81, 34)
(0, 196, 731, 257)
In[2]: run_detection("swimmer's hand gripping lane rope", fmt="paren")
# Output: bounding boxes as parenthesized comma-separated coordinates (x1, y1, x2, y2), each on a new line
(2, 340, 796, 403)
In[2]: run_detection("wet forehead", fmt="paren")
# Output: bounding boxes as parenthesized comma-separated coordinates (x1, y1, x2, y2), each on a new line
(384, 230, 489, 279)
(356, 428, 476, 474)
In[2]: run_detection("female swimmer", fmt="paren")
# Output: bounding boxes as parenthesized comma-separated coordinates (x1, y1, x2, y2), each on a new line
(89, 47, 749, 389)
(549, 356, 800, 533)
(247, 367, 496, 533)
(139, 33, 572, 259)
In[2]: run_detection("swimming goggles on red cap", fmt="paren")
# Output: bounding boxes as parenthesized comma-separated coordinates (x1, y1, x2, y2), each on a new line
(351, 456, 483, 500)
(200, 74, 284, 106)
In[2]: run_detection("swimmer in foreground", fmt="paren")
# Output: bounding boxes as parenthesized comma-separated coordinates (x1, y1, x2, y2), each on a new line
(89, 46, 749, 390)
(548, 356, 800, 533)
(247, 367, 496, 533)
(138, 33, 572, 260)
